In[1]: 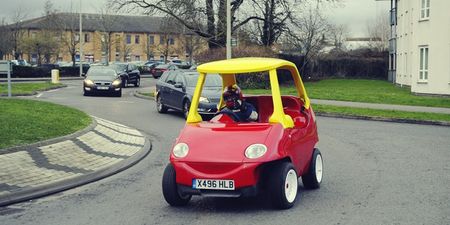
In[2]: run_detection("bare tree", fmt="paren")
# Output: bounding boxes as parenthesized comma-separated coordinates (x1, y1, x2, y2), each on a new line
(366, 11, 389, 52)
(97, 9, 121, 65)
(153, 18, 182, 63)
(111, 0, 254, 49)
(283, 5, 330, 73)
(182, 34, 205, 64)
(9, 8, 27, 59)
(328, 23, 349, 51)
(0, 18, 12, 59)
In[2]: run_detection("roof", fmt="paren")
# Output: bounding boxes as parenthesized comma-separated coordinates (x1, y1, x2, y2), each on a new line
(17, 13, 189, 34)
(197, 57, 296, 74)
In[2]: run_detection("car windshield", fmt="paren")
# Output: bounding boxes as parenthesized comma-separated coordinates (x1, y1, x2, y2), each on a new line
(112, 64, 127, 72)
(86, 67, 117, 80)
(185, 73, 222, 87)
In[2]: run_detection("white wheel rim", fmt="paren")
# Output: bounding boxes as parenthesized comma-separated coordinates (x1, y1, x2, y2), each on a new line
(315, 154, 323, 183)
(284, 169, 298, 203)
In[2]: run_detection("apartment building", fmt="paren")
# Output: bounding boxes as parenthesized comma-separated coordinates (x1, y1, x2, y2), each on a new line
(11, 13, 203, 64)
(390, 0, 450, 95)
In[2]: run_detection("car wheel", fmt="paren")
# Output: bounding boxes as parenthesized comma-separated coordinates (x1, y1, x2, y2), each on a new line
(134, 78, 140, 87)
(83, 91, 89, 96)
(156, 95, 168, 113)
(183, 100, 190, 120)
(162, 164, 191, 206)
(302, 148, 323, 189)
(115, 90, 122, 97)
(269, 162, 298, 209)
(122, 78, 128, 88)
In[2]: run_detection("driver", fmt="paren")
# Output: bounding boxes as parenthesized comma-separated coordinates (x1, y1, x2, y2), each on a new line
(220, 84, 258, 122)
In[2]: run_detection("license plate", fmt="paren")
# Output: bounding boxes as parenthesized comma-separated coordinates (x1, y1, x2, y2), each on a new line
(97, 86, 109, 90)
(192, 179, 235, 190)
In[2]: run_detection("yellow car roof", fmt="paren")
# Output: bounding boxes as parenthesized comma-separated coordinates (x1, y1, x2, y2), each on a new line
(197, 57, 296, 74)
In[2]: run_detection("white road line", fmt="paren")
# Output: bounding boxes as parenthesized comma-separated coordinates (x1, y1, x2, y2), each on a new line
(36, 93, 43, 98)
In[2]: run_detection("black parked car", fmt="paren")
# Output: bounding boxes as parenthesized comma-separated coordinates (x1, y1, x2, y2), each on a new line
(152, 64, 177, 79)
(111, 63, 141, 87)
(83, 66, 122, 97)
(155, 70, 222, 119)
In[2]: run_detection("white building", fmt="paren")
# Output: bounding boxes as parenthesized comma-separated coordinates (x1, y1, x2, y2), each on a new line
(390, 0, 450, 95)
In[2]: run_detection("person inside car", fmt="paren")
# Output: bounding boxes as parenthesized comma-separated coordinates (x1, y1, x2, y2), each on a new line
(219, 84, 258, 122)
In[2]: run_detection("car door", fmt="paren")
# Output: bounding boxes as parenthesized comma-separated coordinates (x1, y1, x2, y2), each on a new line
(127, 64, 138, 83)
(171, 72, 187, 110)
(161, 71, 177, 108)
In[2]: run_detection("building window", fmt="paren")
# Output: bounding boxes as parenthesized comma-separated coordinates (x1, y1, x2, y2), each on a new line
(149, 35, 154, 45)
(419, 46, 429, 81)
(75, 34, 79, 41)
(135, 55, 140, 61)
(126, 34, 131, 44)
(84, 33, 90, 43)
(160, 36, 165, 45)
(168, 37, 175, 45)
(135, 35, 140, 44)
(420, 0, 430, 20)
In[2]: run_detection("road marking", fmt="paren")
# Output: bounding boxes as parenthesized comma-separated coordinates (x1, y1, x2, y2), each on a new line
(36, 93, 43, 98)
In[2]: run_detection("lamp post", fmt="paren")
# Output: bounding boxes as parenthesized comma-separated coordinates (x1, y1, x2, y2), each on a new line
(226, 0, 231, 59)
(79, 0, 83, 76)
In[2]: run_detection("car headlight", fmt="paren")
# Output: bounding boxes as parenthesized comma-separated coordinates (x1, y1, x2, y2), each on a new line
(245, 144, 267, 159)
(84, 79, 94, 86)
(172, 143, 189, 158)
(112, 79, 121, 86)
(199, 96, 210, 103)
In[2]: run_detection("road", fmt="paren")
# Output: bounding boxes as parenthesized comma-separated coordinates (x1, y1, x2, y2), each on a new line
(1, 78, 449, 225)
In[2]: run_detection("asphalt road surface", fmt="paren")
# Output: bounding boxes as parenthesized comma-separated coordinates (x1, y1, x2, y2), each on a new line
(1, 78, 449, 225)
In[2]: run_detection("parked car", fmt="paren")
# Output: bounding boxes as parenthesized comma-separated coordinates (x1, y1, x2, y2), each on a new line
(156, 70, 222, 119)
(83, 66, 122, 97)
(152, 64, 177, 79)
(143, 61, 162, 74)
(11, 59, 31, 66)
(110, 62, 141, 87)
(162, 57, 322, 209)
(169, 59, 191, 69)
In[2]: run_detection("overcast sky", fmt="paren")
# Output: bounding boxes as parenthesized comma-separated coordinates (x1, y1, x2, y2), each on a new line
(0, 0, 390, 37)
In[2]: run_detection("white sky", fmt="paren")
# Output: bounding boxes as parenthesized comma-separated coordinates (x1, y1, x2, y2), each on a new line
(0, 0, 390, 37)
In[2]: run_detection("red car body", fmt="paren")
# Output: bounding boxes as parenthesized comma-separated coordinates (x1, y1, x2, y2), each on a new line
(162, 58, 323, 209)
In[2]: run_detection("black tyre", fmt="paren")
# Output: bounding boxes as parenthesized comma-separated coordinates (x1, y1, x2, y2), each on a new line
(162, 164, 191, 206)
(269, 162, 298, 209)
(115, 90, 122, 97)
(83, 91, 89, 96)
(183, 100, 190, 120)
(302, 148, 323, 189)
(134, 78, 140, 87)
(156, 95, 168, 113)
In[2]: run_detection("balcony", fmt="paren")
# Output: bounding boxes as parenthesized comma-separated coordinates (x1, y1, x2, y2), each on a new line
(390, 8, 397, 26)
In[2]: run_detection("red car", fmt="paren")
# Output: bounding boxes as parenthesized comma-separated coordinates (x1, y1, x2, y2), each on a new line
(162, 58, 323, 209)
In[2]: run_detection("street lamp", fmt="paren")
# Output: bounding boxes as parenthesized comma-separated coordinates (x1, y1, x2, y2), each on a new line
(226, 0, 231, 59)
(79, 0, 83, 76)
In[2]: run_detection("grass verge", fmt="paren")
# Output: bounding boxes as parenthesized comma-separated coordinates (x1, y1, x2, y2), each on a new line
(246, 79, 450, 108)
(0, 99, 92, 149)
(0, 82, 66, 96)
(314, 104, 450, 122)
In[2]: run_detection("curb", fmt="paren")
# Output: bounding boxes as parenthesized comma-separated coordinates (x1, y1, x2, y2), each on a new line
(0, 117, 152, 207)
(0, 84, 67, 97)
(315, 112, 450, 127)
(131, 91, 450, 127)
(134, 91, 154, 100)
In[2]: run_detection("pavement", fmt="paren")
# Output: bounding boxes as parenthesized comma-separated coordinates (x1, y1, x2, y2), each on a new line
(0, 116, 151, 207)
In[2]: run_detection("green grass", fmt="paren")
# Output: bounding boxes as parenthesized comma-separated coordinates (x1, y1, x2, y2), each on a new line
(246, 79, 450, 108)
(0, 82, 65, 96)
(314, 104, 450, 122)
(0, 99, 92, 149)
